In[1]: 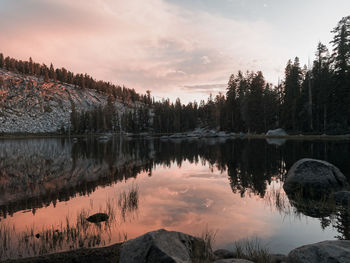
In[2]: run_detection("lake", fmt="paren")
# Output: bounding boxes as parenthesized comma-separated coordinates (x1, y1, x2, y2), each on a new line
(0, 136, 349, 260)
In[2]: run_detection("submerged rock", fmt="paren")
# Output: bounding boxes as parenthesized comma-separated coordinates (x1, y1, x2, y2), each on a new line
(119, 229, 212, 263)
(288, 240, 350, 263)
(86, 213, 109, 223)
(283, 158, 348, 199)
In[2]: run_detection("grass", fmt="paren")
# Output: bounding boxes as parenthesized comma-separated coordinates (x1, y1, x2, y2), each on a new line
(190, 225, 218, 263)
(233, 237, 271, 263)
(200, 225, 217, 254)
(0, 209, 107, 260)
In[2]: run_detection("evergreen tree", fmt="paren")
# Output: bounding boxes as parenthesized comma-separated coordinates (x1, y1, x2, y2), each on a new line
(312, 42, 331, 132)
(0, 53, 4, 68)
(330, 16, 350, 130)
(281, 58, 303, 131)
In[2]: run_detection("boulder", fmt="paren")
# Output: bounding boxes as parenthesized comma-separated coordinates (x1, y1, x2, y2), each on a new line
(266, 128, 288, 137)
(86, 213, 109, 223)
(283, 159, 348, 198)
(214, 249, 236, 259)
(119, 229, 212, 263)
(288, 240, 350, 263)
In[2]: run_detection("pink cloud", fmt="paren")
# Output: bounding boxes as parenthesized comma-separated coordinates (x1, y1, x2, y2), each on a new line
(0, 0, 283, 103)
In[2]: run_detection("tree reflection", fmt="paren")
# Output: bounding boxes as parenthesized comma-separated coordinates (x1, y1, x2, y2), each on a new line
(0, 137, 349, 239)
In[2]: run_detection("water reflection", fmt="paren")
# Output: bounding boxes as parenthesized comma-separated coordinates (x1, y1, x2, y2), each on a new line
(0, 137, 349, 259)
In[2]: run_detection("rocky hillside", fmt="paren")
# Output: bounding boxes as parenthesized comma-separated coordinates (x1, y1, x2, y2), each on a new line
(0, 69, 128, 133)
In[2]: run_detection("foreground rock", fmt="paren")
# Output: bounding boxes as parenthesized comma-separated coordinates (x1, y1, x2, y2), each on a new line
(288, 240, 350, 263)
(283, 158, 348, 198)
(266, 128, 288, 137)
(119, 229, 212, 263)
(86, 213, 109, 223)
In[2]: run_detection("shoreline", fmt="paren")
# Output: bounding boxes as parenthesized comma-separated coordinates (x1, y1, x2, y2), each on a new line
(2, 229, 349, 263)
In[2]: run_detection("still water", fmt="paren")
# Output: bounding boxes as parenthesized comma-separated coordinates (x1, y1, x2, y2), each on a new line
(0, 137, 349, 260)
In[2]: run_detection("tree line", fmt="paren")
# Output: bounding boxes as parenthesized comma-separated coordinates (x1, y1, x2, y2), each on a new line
(69, 96, 152, 134)
(149, 16, 350, 134)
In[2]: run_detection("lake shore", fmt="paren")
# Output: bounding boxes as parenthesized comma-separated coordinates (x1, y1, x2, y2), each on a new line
(2, 229, 350, 263)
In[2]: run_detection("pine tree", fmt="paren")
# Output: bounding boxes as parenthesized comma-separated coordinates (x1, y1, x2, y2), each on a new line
(312, 42, 331, 132)
(330, 16, 350, 130)
(282, 58, 303, 131)
(0, 53, 4, 68)
(49, 63, 56, 81)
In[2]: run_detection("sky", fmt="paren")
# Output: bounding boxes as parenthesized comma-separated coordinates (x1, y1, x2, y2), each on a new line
(0, 0, 349, 103)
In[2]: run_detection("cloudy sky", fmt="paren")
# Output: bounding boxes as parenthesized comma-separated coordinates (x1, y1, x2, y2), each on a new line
(0, 0, 349, 103)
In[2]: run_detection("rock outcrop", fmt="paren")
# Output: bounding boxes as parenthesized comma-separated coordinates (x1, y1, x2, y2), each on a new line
(288, 240, 350, 263)
(0, 69, 127, 133)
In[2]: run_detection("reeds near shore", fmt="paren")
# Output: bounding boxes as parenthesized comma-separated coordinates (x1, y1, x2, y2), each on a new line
(0, 184, 139, 261)
(233, 238, 271, 263)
